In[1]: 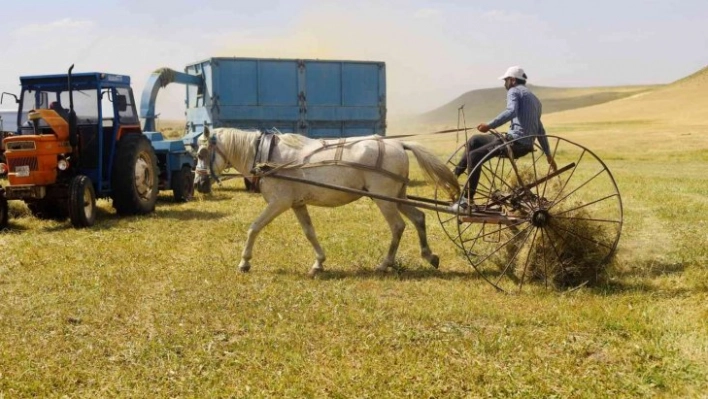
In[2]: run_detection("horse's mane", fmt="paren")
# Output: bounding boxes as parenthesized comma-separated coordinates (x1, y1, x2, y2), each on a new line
(216, 128, 259, 166)
(279, 133, 305, 149)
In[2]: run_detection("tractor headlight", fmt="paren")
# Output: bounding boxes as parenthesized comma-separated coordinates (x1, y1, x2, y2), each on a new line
(57, 159, 70, 171)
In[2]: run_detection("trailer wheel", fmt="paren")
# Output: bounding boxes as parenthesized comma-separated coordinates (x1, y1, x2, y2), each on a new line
(171, 165, 194, 202)
(0, 196, 8, 230)
(111, 135, 159, 215)
(69, 175, 96, 228)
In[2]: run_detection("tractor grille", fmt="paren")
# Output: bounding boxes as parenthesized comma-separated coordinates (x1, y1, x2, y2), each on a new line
(8, 157, 39, 171)
(6, 141, 37, 151)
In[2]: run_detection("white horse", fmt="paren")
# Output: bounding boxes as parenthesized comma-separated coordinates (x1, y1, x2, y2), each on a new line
(193, 127, 460, 275)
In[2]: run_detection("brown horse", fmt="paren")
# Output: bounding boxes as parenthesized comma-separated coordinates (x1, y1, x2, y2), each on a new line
(193, 127, 460, 275)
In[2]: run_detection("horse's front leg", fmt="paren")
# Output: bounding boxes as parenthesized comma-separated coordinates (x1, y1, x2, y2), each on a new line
(239, 201, 291, 272)
(291, 205, 326, 276)
(373, 199, 406, 272)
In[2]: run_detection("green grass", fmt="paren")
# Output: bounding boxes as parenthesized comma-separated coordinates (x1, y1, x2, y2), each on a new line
(1, 124, 707, 397)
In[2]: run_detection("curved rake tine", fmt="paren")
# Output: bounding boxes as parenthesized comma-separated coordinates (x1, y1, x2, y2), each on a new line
(480, 160, 518, 195)
(539, 227, 550, 289)
(468, 223, 533, 271)
(440, 212, 459, 226)
(541, 226, 568, 287)
(553, 215, 622, 225)
(461, 218, 529, 246)
(516, 227, 540, 291)
(540, 137, 562, 200)
(550, 168, 608, 209)
(551, 149, 586, 205)
(548, 222, 613, 251)
(494, 225, 535, 286)
(477, 159, 508, 197)
(552, 193, 620, 216)
(528, 148, 542, 208)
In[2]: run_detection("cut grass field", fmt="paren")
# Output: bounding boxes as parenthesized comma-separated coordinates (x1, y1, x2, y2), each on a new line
(1, 66, 707, 397)
(1, 119, 706, 397)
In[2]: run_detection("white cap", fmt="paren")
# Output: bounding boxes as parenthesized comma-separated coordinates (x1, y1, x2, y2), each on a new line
(499, 66, 527, 81)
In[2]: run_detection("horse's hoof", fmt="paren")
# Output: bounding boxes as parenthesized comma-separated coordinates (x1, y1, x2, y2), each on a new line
(238, 263, 251, 273)
(429, 254, 440, 269)
(308, 268, 323, 278)
(375, 265, 390, 273)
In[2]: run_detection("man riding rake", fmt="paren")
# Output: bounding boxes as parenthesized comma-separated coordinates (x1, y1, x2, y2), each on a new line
(452, 66, 557, 212)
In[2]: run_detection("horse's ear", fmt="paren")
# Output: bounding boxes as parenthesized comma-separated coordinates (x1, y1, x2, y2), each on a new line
(203, 125, 211, 139)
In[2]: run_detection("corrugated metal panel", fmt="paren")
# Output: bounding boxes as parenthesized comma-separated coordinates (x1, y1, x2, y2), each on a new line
(184, 57, 386, 138)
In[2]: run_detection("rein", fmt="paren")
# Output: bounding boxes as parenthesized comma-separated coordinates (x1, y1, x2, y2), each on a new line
(203, 126, 469, 186)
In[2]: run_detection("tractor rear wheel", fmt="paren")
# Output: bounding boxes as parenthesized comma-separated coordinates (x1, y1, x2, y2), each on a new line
(111, 135, 159, 215)
(0, 196, 8, 230)
(171, 165, 194, 202)
(69, 175, 96, 228)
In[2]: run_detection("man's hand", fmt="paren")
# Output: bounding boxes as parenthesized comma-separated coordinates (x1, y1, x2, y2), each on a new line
(547, 155, 557, 172)
(476, 123, 490, 133)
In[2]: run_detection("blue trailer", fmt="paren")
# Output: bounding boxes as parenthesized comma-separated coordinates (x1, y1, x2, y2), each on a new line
(139, 56, 387, 195)
(184, 57, 386, 137)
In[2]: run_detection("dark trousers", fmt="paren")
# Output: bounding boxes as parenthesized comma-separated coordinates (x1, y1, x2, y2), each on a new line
(454, 134, 532, 200)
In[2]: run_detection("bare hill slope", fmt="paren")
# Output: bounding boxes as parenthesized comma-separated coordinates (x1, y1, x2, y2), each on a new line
(546, 66, 708, 127)
(417, 84, 658, 127)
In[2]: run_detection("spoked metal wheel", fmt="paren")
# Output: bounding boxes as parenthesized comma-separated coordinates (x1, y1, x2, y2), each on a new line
(434, 143, 468, 247)
(439, 135, 623, 291)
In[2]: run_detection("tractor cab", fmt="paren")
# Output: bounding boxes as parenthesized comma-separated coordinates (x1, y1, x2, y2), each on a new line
(0, 69, 159, 228)
(7, 72, 141, 189)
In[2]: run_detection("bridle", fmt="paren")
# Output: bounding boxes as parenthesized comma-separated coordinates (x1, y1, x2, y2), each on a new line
(197, 134, 230, 185)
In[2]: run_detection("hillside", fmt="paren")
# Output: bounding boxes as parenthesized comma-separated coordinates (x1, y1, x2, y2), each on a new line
(546, 65, 708, 127)
(416, 84, 658, 127)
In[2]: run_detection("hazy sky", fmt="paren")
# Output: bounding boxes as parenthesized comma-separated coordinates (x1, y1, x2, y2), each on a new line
(1, 0, 706, 119)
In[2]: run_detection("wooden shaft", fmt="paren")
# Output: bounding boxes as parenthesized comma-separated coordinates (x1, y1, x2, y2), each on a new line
(266, 173, 462, 215)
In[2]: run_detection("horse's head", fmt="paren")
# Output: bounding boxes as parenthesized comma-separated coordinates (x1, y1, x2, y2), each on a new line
(193, 126, 228, 194)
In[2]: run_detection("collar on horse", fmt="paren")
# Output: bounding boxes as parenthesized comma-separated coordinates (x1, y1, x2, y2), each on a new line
(249, 130, 279, 191)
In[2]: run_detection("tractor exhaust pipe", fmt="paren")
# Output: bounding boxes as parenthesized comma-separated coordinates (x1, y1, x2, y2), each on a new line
(67, 64, 78, 149)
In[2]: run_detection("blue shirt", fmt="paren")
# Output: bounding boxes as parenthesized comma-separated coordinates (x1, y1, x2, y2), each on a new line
(487, 85, 551, 156)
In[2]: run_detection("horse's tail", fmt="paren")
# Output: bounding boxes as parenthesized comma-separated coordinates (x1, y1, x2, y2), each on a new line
(402, 142, 461, 201)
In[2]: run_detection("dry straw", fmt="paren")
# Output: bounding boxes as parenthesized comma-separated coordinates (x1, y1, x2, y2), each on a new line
(493, 166, 616, 289)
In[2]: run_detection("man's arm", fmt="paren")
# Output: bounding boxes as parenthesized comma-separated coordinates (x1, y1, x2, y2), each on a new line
(487, 88, 519, 129)
(537, 121, 557, 171)
(537, 121, 551, 156)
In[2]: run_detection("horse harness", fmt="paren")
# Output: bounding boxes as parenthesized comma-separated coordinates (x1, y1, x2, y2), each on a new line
(196, 134, 231, 185)
(248, 131, 280, 190)
(251, 133, 408, 188)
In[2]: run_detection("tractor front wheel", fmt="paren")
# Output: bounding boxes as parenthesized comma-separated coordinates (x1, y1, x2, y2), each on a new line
(111, 135, 159, 215)
(171, 165, 194, 202)
(69, 175, 96, 228)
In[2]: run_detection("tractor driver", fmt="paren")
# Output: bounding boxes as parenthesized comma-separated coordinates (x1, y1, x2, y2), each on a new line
(49, 101, 70, 121)
(452, 66, 557, 211)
